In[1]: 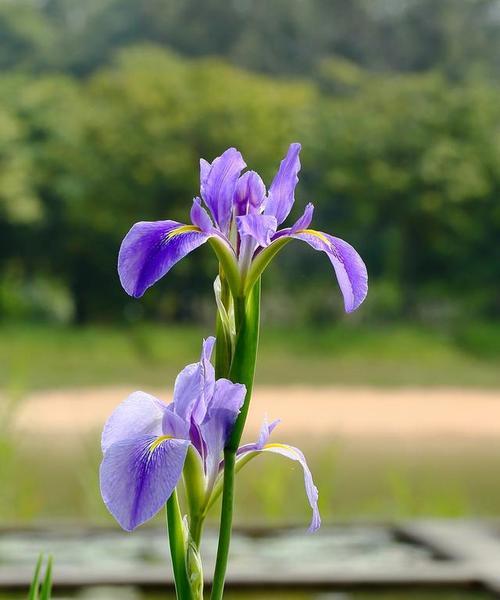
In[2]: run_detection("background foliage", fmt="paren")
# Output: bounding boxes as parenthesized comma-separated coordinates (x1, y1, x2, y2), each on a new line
(0, 0, 499, 328)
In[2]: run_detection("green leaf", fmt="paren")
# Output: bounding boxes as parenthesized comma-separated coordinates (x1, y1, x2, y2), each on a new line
(243, 238, 290, 296)
(28, 554, 43, 600)
(40, 555, 53, 600)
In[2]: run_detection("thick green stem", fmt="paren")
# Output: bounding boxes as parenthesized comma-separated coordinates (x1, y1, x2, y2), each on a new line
(166, 491, 193, 600)
(210, 280, 261, 600)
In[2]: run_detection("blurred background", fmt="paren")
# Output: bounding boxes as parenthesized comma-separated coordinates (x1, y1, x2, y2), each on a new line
(0, 0, 500, 598)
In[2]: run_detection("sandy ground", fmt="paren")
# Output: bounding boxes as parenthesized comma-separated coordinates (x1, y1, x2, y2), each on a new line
(8, 385, 500, 439)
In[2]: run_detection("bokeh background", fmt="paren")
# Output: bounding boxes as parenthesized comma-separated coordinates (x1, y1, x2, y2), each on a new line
(0, 1, 500, 597)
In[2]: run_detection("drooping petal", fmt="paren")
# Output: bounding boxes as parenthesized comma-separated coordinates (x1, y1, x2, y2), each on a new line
(266, 143, 301, 225)
(101, 392, 166, 453)
(289, 230, 368, 313)
(236, 214, 277, 248)
(100, 435, 190, 531)
(234, 170, 266, 216)
(200, 148, 246, 232)
(261, 443, 321, 532)
(200, 378, 246, 486)
(190, 197, 213, 232)
(236, 418, 320, 531)
(172, 337, 216, 425)
(118, 220, 209, 298)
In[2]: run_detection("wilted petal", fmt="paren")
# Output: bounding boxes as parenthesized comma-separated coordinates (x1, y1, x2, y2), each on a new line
(262, 443, 321, 532)
(290, 230, 368, 313)
(100, 435, 190, 531)
(236, 214, 277, 248)
(200, 148, 246, 232)
(201, 378, 246, 486)
(118, 220, 209, 298)
(234, 171, 266, 216)
(190, 197, 213, 232)
(101, 392, 166, 453)
(266, 143, 301, 225)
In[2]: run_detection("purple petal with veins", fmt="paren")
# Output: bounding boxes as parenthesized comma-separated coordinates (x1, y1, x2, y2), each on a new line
(262, 443, 321, 532)
(100, 435, 190, 531)
(290, 230, 368, 312)
(265, 143, 301, 225)
(200, 378, 246, 485)
(118, 220, 209, 298)
(290, 202, 314, 233)
(101, 391, 166, 453)
(190, 197, 213, 232)
(200, 148, 246, 232)
(237, 417, 321, 532)
(171, 337, 215, 425)
(236, 214, 278, 248)
(234, 170, 266, 216)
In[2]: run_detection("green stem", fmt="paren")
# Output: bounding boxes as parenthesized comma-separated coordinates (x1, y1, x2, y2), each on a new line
(166, 491, 193, 600)
(210, 450, 236, 600)
(210, 280, 261, 600)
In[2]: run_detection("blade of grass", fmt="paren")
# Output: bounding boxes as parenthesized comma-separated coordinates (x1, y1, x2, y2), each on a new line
(28, 554, 43, 600)
(40, 555, 53, 600)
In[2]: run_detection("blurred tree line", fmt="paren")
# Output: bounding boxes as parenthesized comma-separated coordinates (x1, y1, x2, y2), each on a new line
(0, 0, 499, 325)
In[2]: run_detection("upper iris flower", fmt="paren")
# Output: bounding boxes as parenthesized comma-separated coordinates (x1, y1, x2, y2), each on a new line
(118, 143, 367, 312)
(100, 337, 320, 532)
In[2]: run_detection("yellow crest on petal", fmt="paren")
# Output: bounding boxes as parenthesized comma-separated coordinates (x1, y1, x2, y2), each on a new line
(296, 229, 330, 245)
(148, 435, 173, 453)
(166, 225, 201, 241)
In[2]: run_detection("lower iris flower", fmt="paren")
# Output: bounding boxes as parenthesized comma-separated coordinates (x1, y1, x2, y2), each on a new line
(118, 143, 367, 313)
(100, 337, 320, 532)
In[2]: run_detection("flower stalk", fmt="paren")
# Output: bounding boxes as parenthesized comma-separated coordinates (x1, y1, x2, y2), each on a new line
(211, 280, 261, 600)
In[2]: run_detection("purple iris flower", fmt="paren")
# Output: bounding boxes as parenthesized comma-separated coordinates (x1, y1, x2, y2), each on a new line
(118, 143, 367, 312)
(100, 337, 320, 532)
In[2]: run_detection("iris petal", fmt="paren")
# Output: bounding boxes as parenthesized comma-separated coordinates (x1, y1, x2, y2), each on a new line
(172, 337, 216, 425)
(100, 435, 190, 531)
(237, 418, 320, 532)
(200, 148, 246, 232)
(290, 202, 314, 233)
(200, 378, 246, 487)
(290, 230, 368, 313)
(261, 442, 321, 532)
(118, 220, 209, 298)
(190, 197, 213, 232)
(234, 170, 266, 216)
(101, 391, 166, 453)
(236, 214, 278, 248)
(266, 143, 301, 225)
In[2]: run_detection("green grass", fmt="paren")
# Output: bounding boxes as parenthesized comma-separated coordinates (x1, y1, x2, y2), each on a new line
(1, 322, 499, 392)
